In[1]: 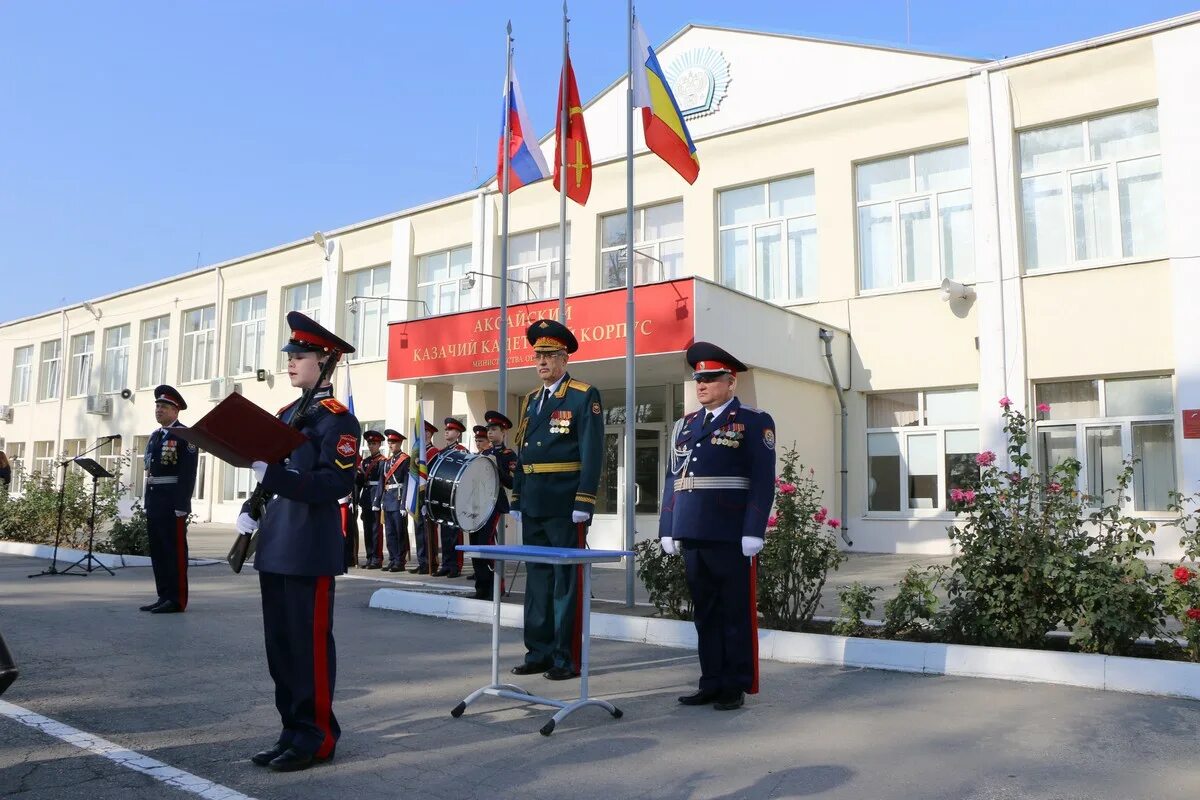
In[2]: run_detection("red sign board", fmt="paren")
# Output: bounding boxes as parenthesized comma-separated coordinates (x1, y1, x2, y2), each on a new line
(1184, 409, 1200, 439)
(387, 279, 696, 380)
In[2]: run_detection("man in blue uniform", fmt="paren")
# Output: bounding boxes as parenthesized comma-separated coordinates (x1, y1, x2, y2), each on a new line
(473, 410, 517, 599)
(140, 385, 199, 614)
(510, 319, 603, 680)
(373, 429, 411, 572)
(411, 420, 441, 574)
(659, 342, 776, 711)
(235, 312, 359, 772)
(434, 417, 469, 578)
(357, 430, 386, 569)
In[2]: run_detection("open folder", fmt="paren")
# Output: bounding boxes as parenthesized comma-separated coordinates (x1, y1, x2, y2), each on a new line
(171, 392, 308, 467)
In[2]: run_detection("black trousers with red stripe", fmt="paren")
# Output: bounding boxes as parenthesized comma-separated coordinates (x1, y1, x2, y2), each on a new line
(259, 572, 339, 759)
(469, 512, 502, 598)
(681, 541, 754, 694)
(519, 515, 586, 672)
(145, 503, 188, 608)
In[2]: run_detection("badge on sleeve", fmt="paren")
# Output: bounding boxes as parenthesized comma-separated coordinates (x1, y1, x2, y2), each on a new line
(592, 402, 601, 415)
(763, 428, 775, 450)
(336, 435, 357, 458)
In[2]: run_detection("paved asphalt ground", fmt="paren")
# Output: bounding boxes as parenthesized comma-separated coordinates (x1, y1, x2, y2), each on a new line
(1, 546, 1199, 800)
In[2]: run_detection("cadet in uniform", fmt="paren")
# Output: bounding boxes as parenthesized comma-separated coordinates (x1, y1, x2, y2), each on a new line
(357, 430, 386, 569)
(510, 320, 603, 680)
(338, 484, 358, 574)
(435, 417, 469, 578)
(475, 411, 517, 599)
(373, 429, 411, 572)
(235, 312, 359, 772)
(473, 424, 489, 453)
(412, 420, 441, 574)
(659, 342, 776, 711)
(140, 385, 198, 614)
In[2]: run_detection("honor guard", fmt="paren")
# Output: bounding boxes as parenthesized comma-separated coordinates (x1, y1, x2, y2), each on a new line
(659, 342, 776, 711)
(434, 417, 469, 578)
(234, 311, 359, 772)
(413, 420, 441, 574)
(357, 430, 386, 569)
(473, 411, 517, 599)
(372, 429, 411, 572)
(140, 384, 198, 614)
(510, 320, 604, 680)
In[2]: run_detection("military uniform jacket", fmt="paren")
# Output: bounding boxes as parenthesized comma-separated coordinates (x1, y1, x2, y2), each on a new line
(373, 452, 411, 512)
(511, 373, 603, 518)
(356, 452, 385, 508)
(659, 398, 777, 544)
(242, 388, 360, 576)
(485, 443, 518, 514)
(144, 420, 199, 514)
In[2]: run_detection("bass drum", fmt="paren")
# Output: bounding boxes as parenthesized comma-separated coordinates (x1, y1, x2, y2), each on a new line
(425, 449, 500, 533)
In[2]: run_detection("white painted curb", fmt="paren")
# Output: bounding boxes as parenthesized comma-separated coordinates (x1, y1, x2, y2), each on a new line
(0, 540, 222, 568)
(369, 587, 1200, 702)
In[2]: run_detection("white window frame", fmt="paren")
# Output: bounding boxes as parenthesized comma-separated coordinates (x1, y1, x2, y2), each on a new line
(279, 280, 323, 370)
(180, 305, 215, 385)
(416, 245, 473, 317)
(138, 315, 170, 389)
(600, 201, 684, 289)
(222, 463, 254, 502)
(227, 293, 267, 377)
(1019, 107, 1164, 273)
(68, 332, 94, 398)
(101, 324, 131, 394)
(344, 264, 390, 362)
(856, 144, 973, 294)
(38, 340, 61, 402)
(131, 434, 150, 499)
(33, 440, 55, 479)
(11, 346, 33, 404)
(508, 225, 570, 304)
(96, 438, 124, 485)
(718, 175, 818, 302)
(7, 442, 25, 495)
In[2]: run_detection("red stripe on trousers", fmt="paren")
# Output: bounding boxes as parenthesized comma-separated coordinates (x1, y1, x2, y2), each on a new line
(176, 516, 188, 610)
(748, 555, 759, 695)
(571, 522, 585, 673)
(339, 506, 348, 538)
(312, 576, 335, 758)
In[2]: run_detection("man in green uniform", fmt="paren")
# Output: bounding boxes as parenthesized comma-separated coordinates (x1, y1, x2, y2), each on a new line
(510, 319, 603, 680)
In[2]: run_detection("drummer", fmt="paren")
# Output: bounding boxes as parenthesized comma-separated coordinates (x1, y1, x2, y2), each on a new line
(434, 417, 470, 578)
(414, 420, 441, 574)
(473, 411, 517, 599)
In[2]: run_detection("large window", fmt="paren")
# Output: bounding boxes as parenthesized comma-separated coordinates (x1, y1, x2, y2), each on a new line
(345, 265, 390, 361)
(10, 346, 32, 404)
(7, 442, 24, 494)
(227, 294, 267, 376)
(1020, 107, 1164, 271)
(138, 315, 170, 388)
(600, 201, 684, 289)
(38, 340, 61, 402)
(280, 280, 322, 368)
(68, 332, 94, 398)
(509, 226, 569, 303)
(33, 440, 55, 478)
(180, 305, 215, 384)
(857, 145, 973, 292)
(416, 246, 472, 316)
(1034, 376, 1175, 511)
(867, 388, 979, 513)
(101, 324, 130, 394)
(96, 437, 124, 484)
(222, 463, 254, 502)
(719, 176, 817, 301)
(130, 434, 150, 499)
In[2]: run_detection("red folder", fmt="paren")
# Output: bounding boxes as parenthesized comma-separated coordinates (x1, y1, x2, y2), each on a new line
(172, 392, 308, 467)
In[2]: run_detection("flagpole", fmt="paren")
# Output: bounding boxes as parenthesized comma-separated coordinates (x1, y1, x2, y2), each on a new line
(624, 0, 637, 608)
(499, 22, 513, 548)
(558, 2, 569, 322)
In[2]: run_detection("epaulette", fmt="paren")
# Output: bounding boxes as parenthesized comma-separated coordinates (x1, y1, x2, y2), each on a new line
(739, 405, 763, 414)
(277, 401, 296, 415)
(685, 410, 700, 421)
(567, 379, 592, 393)
(320, 397, 350, 415)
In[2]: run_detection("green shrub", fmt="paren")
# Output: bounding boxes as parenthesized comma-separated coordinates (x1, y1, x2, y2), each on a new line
(0, 468, 123, 548)
(833, 582, 880, 637)
(634, 538, 692, 620)
(98, 503, 151, 556)
(883, 566, 942, 639)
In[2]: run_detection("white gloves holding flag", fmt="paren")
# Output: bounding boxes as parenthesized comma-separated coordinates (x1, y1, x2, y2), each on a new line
(741, 536, 763, 558)
(236, 512, 259, 535)
(174, 510, 187, 518)
(660, 536, 677, 556)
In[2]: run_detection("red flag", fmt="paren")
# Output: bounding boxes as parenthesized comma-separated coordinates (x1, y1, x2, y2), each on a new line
(553, 51, 592, 205)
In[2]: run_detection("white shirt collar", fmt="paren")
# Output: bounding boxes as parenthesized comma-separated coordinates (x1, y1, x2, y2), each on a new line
(701, 397, 735, 422)
(542, 374, 567, 396)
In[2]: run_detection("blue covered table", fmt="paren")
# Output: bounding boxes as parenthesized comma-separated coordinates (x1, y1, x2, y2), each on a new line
(452, 543, 633, 735)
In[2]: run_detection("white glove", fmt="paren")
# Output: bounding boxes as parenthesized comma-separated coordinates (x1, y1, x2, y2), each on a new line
(660, 536, 677, 555)
(509, 510, 521, 522)
(236, 512, 260, 535)
(174, 510, 187, 518)
(251, 460, 268, 483)
(741, 536, 763, 557)
(571, 510, 590, 524)
(372, 506, 381, 512)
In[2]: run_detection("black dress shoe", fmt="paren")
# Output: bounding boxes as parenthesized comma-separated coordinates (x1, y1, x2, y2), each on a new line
(713, 690, 745, 710)
(464, 573, 477, 580)
(444, 571, 460, 579)
(366, 562, 381, 570)
(268, 747, 331, 772)
(139, 599, 166, 612)
(510, 661, 550, 675)
(433, 569, 450, 577)
(677, 689, 720, 706)
(250, 742, 289, 767)
(472, 591, 492, 600)
(543, 666, 580, 681)
(414, 567, 430, 575)
(149, 600, 183, 614)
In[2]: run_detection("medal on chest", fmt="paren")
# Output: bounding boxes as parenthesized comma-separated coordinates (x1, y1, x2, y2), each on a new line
(161, 438, 178, 464)
(710, 423, 744, 448)
(550, 409, 573, 435)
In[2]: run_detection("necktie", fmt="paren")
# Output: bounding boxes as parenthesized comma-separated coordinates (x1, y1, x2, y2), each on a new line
(539, 387, 551, 413)
(703, 411, 714, 429)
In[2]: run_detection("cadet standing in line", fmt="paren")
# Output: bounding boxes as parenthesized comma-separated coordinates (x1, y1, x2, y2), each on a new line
(434, 417, 469, 578)
(510, 319, 603, 680)
(659, 342, 776, 711)
(412, 420, 441, 574)
(474, 410, 517, 599)
(373, 429, 411, 572)
(140, 385, 198, 614)
(357, 430, 386, 569)
(473, 424, 489, 453)
(235, 312, 359, 772)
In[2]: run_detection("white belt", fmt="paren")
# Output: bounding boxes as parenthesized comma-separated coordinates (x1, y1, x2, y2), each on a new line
(146, 476, 178, 485)
(673, 476, 750, 492)
(367, 481, 380, 486)
(388, 485, 404, 491)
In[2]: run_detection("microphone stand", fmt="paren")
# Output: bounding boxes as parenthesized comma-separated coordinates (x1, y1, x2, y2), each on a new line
(29, 436, 118, 579)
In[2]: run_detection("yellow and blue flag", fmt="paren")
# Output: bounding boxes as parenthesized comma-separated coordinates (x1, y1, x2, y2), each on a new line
(631, 19, 699, 184)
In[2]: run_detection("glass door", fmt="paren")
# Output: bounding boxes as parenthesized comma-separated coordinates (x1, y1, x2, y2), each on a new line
(589, 424, 664, 551)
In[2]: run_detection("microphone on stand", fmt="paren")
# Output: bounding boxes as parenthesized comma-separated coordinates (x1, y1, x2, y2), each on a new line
(101, 434, 122, 442)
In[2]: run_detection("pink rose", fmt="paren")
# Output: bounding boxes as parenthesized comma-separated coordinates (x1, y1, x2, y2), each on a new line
(999, 396, 1012, 409)
(767, 515, 778, 529)
(813, 507, 828, 523)
(1048, 482, 1063, 494)
(975, 451, 996, 467)
(1174, 566, 1194, 584)
(1188, 608, 1200, 622)
(778, 482, 797, 495)
(826, 518, 841, 529)
(1037, 403, 1051, 414)
(950, 488, 965, 503)
(963, 490, 976, 503)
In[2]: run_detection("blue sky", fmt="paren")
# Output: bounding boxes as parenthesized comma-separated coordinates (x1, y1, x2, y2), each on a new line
(2, 0, 1197, 322)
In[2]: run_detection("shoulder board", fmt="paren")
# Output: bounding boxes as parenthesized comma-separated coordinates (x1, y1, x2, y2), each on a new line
(739, 405, 763, 414)
(567, 379, 592, 392)
(277, 401, 296, 415)
(320, 398, 349, 415)
(526, 387, 541, 398)
(684, 410, 700, 421)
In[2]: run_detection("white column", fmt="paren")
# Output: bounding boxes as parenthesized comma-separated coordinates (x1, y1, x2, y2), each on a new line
(319, 239, 343, 329)
(386, 220, 414, 430)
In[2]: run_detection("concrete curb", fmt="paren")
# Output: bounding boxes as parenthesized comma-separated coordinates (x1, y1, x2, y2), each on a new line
(369, 587, 1200, 702)
(0, 540, 223, 569)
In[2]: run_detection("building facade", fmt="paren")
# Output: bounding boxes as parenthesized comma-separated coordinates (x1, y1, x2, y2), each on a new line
(3, 15, 1200, 558)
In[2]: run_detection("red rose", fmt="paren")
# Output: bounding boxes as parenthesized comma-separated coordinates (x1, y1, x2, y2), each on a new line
(1174, 566, 1195, 584)
(1187, 608, 1200, 622)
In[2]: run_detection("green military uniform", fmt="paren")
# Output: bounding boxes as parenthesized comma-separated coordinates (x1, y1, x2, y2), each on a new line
(511, 320, 603, 675)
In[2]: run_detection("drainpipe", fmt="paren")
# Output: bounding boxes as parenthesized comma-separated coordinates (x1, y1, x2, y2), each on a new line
(818, 328, 851, 546)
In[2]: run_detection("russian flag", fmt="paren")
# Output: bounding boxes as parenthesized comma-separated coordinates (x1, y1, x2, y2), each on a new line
(631, 19, 699, 184)
(496, 57, 551, 193)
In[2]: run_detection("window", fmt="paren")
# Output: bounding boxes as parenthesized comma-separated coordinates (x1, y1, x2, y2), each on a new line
(222, 463, 254, 502)
(1034, 376, 1175, 511)
(508, 226, 569, 303)
(96, 437, 124, 483)
(62, 439, 86, 459)
(280, 281, 322, 368)
(131, 434, 150, 498)
(138, 315, 170, 388)
(600, 202, 684, 289)
(1020, 108, 1164, 271)
(867, 388, 979, 512)
(38, 340, 61, 401)
(345, 265, 390, 361)
(719, 176, 817, 301)
(857, 145, 973, 292)
(68, 332, 94, 398)
(11, 346, 32, 404)
(228, 294, 267, 376)
(416, 246, 473, 317)
(180, 305, 215, 384)
(101, 324, 131, 394)
(33, 440, 55, 478)
(7, 442, 24, 494)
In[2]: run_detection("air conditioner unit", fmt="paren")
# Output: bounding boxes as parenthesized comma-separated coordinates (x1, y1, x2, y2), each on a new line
(208, 377, 243, 402)
(85, 395, 113, 416)
(0, 405, 12, 423)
